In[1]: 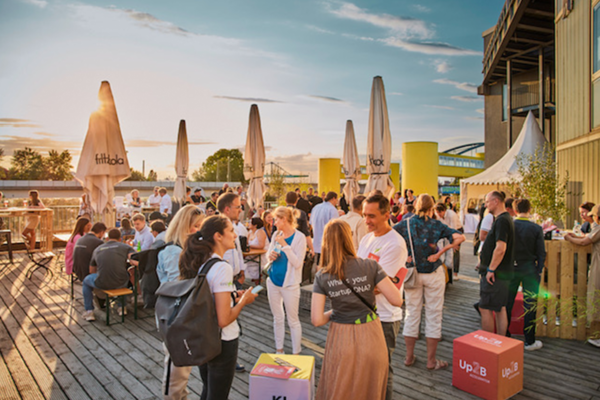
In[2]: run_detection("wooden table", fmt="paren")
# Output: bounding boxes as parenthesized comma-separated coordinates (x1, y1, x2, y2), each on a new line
(0, 207, 54, 251)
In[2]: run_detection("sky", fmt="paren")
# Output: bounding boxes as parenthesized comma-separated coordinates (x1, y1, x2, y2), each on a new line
(0, 0, 505, 180)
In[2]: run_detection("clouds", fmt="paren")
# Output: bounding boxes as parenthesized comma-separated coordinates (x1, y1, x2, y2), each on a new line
(433, 78, 477, 93)
(213, 96, 284, 103)
(0, 118, 41, 128)
(451, 95, 481, 102)
(381, 37, 480, 56)
(0, 133, 82, 156)
(21, 0, 47, 8)
(108, 8, 191, 36)
(125, 139, 217, 148)
(308, 95, 346, 103)
(328, 2, 433, 40)
(425, 105, 455, 110)
(434, 60, 452, 74)
(327, 2, 480, 56)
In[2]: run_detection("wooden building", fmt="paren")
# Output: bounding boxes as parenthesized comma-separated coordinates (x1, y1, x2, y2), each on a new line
(480, 0, 600, 224)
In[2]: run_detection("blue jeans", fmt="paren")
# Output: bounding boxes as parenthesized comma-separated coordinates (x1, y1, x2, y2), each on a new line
(82, 273, 98, 311)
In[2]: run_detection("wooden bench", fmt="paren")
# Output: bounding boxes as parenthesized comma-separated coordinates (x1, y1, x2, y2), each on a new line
(101, 288, 133, 326)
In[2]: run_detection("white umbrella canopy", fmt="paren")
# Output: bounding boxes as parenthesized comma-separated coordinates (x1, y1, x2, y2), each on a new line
(75, 81, 130, 216)
(243, 104, 267, 210)
(173, 119, 189, 203)
(364, 76, 395, 197)
(342, 120, 361, 203)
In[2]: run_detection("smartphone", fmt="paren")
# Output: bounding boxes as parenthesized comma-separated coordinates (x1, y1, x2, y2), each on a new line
(251, 285, 264, 294)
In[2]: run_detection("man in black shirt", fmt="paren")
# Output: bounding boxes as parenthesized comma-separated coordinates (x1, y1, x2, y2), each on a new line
(73, 222, 107, 281)
(506, 199, 545, 350)
(295, 188, 311, 216)
(285, 191, 314, 255)
(479, 191, 515, 336)
(190, 188, 205, 205)
(82, 229, 135, 321)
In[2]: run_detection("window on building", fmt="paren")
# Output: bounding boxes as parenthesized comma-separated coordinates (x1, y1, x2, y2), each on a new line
(593, 2, 600, 128)
(502, 83, 508, 121)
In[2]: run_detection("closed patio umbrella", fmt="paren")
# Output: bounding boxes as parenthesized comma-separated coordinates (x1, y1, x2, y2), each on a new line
(173, 120, 189, 203)
(75, 81, 130, 219)
(244, 104, 267, 210)
(342, 120, 361, 203)
(364, 76, 395, 197)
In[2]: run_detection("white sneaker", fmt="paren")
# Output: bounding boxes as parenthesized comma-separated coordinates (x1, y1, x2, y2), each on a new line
(587, 338, 600, 348)
(524, 340, 543, 351)
(83, 310, 96, 321)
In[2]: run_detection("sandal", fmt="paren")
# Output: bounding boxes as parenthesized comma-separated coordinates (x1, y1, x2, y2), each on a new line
(404, 355, 417, 367)
(427, 359, 448, 370)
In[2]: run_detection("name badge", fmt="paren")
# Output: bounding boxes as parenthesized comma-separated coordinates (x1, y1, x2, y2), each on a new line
(367, 253, 380, 262)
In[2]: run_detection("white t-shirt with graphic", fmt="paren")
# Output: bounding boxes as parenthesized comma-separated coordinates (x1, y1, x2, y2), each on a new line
(357, 229, 408, 323)
(205, 255, 239, 341)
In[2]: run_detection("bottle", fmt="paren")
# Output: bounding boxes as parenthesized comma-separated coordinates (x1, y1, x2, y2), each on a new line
(573, 221, 582, 236)
(23, 200, 27, 208)
(136, 241, 141, 252)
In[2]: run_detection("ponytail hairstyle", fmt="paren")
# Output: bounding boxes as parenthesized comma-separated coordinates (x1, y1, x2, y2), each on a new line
(179, 215, 230, 279)
(273, 206, 298, 230)
(415, 194, 434, 220)
(320, 220, 356, 281)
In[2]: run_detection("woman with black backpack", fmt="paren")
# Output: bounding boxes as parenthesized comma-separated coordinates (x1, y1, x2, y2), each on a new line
(173, 215, 257, 400)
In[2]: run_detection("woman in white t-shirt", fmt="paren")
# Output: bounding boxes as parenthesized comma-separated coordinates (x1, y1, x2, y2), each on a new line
(162, 215, 257, 400)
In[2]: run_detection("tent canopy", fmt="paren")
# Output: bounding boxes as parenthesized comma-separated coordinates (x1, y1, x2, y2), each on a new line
(460, 111, 547, 214)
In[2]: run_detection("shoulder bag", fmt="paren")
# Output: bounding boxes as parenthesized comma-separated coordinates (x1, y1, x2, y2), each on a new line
(404, 218, 418, 289)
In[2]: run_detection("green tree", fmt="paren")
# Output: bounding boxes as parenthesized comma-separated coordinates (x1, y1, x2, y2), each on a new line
(45, 150, 73, 180)
(192, 149, 245, 183)
(9, 147, 45, 180)
(509, 144, 570, 225)
(125, 168, 146, 181)
(0, 148, 7, 180)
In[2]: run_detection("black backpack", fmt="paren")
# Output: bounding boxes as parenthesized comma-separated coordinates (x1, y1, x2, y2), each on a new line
(155, 258, 222, 367)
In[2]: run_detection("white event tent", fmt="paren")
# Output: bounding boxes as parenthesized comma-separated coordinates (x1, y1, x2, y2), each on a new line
(459, 111, 547, 216)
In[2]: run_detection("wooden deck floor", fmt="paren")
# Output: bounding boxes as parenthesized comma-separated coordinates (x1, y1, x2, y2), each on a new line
(0, 245, 599, 400)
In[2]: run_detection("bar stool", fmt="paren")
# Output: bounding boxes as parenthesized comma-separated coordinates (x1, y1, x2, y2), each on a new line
(0, 229, 13, 264)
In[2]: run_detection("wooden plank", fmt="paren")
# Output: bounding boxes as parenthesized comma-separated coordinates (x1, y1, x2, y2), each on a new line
(0, 321, 27, 400)
(14, 272, 158, 400)
(559, 243, 575, 339)
(576, 247, 588, 340)
(0, 269, 111, 399)
(0, 295, 67, 400)
(3, 257, 144, 400)
(546, 241, 560, 338)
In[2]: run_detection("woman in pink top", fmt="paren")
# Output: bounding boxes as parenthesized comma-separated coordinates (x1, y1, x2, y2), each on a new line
(65, 217, 92, 275)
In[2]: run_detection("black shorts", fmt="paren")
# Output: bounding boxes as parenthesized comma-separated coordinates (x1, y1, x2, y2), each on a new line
(479, 275, 510, 312)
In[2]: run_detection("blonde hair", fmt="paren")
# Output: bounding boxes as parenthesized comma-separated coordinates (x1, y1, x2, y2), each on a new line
(415, 194, 434, 219)
(320, 220, 356, 281)
(273, 206, 298, 229)
(165, 205, 205, 247)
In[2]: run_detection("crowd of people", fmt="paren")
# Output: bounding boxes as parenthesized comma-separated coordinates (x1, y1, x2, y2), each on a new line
(44, 182, 599, 400)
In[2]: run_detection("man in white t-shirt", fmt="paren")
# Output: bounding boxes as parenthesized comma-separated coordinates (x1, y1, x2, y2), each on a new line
(159, 187, 172, 215)
(357, 192, 408, 400)
(339, 195, 367, 251)
(148, 186, 162, 207)
(479, 210, 494, 254)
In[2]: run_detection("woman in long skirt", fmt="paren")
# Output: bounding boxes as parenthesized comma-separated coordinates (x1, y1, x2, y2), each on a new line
(311, 220, 403, 399)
